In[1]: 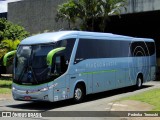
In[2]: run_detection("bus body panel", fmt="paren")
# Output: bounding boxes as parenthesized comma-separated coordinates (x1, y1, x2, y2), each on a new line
(12, 31, 156, 102)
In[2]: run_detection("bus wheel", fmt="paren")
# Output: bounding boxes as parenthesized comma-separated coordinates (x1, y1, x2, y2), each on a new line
(74, 84, 85, 103)
(136, 75, 143, 89)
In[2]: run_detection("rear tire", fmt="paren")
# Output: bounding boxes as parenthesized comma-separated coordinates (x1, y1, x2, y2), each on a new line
(73, 84, 85, 103)
(136, 75, 143, 89)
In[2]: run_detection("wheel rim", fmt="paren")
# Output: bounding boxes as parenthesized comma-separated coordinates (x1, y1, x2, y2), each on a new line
(138, 78, 142, 87)
(75, 88, 82, 100)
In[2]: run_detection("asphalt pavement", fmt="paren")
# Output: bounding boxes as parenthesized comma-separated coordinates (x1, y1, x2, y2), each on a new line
(0, 81, 160, 120)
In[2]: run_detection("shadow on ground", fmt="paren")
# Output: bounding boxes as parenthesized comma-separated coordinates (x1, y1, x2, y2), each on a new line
(6, 85, 153, 111)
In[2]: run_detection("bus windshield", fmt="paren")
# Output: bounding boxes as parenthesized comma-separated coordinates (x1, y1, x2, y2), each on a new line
(13, 39, 76, 85)
(14, 44, 55, 85)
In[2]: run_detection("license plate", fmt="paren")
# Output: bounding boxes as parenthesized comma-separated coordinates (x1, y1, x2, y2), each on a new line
(24, 96, 32, 100)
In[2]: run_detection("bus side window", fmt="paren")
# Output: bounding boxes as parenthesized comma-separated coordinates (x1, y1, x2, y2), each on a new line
(55, 56, 61, 74)
(51, 39, 75, 74)
(51, 54, 67, 75)
(60, 55, 67, 73)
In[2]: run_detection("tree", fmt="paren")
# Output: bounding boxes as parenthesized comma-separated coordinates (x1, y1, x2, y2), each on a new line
(0, 18, 29, 67)
(56, 0, 127, 32)
(99, 0, 127, 31)
(1, 39, 20, 51)
(0, 18, 29, 42)
(0, 18, 29, 58)
(0, 39, 20, 66)
(56, 0, 78, 29)
(73, 0, 103, 31)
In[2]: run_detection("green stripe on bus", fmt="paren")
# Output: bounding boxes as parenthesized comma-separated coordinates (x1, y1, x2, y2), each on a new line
(82, 70, 117, 75)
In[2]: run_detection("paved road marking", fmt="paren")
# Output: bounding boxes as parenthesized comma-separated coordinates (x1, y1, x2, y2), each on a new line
(108, 103, 128, 107)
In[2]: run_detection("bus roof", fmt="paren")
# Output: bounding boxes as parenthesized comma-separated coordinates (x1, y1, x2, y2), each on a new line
(20, 31, 154, 45)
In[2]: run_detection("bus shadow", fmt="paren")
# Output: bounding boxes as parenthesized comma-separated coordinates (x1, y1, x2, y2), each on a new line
(85, 85, 152, 102)
(6, 85, 153, 111)
(6, 99, 74, 111)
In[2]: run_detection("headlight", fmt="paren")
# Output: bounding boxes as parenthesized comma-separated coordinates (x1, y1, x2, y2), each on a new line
(12, 87, 16, 91)
(40, 87, 49, 92)
(48, 83, 58, 89)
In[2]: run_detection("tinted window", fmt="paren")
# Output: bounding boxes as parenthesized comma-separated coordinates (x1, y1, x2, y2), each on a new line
(51, 39, 76, 73)
(64, 39, 76, 61)
(32, 45, 54, 68)
(74, 39, 130, 64)
(54, 39, 75, 61)
(131, 42, 155, 56)
(146, 42, 155, 56)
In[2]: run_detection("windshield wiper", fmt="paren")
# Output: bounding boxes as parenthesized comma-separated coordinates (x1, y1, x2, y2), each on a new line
(28, 66, 38, 84)
(17, 64, 27, 82)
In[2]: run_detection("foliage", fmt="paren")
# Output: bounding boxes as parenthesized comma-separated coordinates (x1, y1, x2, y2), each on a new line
(56, 1, 78, 29)
(99, 0, 127, 31)
(0, 18, 29, 42)
(1, 39, 20, 51)
(0, 78, 12, 94)
(0, 18, 29, 66)
(0, 39, 20, 66)
(0, 39, 20, 60)
(0, 78, 12, 87)
(0, 49, 7, 62)
(56, 0, 127, 31)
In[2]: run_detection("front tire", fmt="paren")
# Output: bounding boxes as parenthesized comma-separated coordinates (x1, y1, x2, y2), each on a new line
(73, 84, 85, 103)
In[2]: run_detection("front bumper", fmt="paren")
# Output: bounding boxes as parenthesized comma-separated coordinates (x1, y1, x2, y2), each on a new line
(12, 88, 53, 102)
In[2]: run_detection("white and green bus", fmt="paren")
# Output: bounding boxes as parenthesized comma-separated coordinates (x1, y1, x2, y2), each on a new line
(9, 31, 156, 102)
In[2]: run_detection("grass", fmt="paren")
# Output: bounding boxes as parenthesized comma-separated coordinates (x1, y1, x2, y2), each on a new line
(0, 88, 12, 94)
(121, 88, 160, 111)
(0, 77, 12, 94)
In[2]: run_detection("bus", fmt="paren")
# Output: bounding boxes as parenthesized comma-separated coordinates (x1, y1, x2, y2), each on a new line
(10, 31, 156, 102)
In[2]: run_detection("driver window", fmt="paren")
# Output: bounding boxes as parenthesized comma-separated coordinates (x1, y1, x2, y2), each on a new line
(51, 39, 76, 75)
(51, 55, 67, 75)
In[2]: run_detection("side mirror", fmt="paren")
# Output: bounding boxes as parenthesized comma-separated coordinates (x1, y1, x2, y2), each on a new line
(46, 47, 66, 67)
(3, 50, 17, 66)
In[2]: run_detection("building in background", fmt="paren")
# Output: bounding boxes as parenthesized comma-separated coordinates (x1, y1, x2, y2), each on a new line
(7, 0, 160, 33)
(8, 0, 67, 34)
(7, 0, 160, 65)
(108, 0, 160, 65)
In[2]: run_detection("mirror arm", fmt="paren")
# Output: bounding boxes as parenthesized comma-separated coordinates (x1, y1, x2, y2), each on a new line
(46, 47, 66, 67)
(47, 47, 66, 74)
(3, 50, 17, 66)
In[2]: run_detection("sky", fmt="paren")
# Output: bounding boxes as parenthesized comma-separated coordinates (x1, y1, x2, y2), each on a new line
(0, 0, 22, 13)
